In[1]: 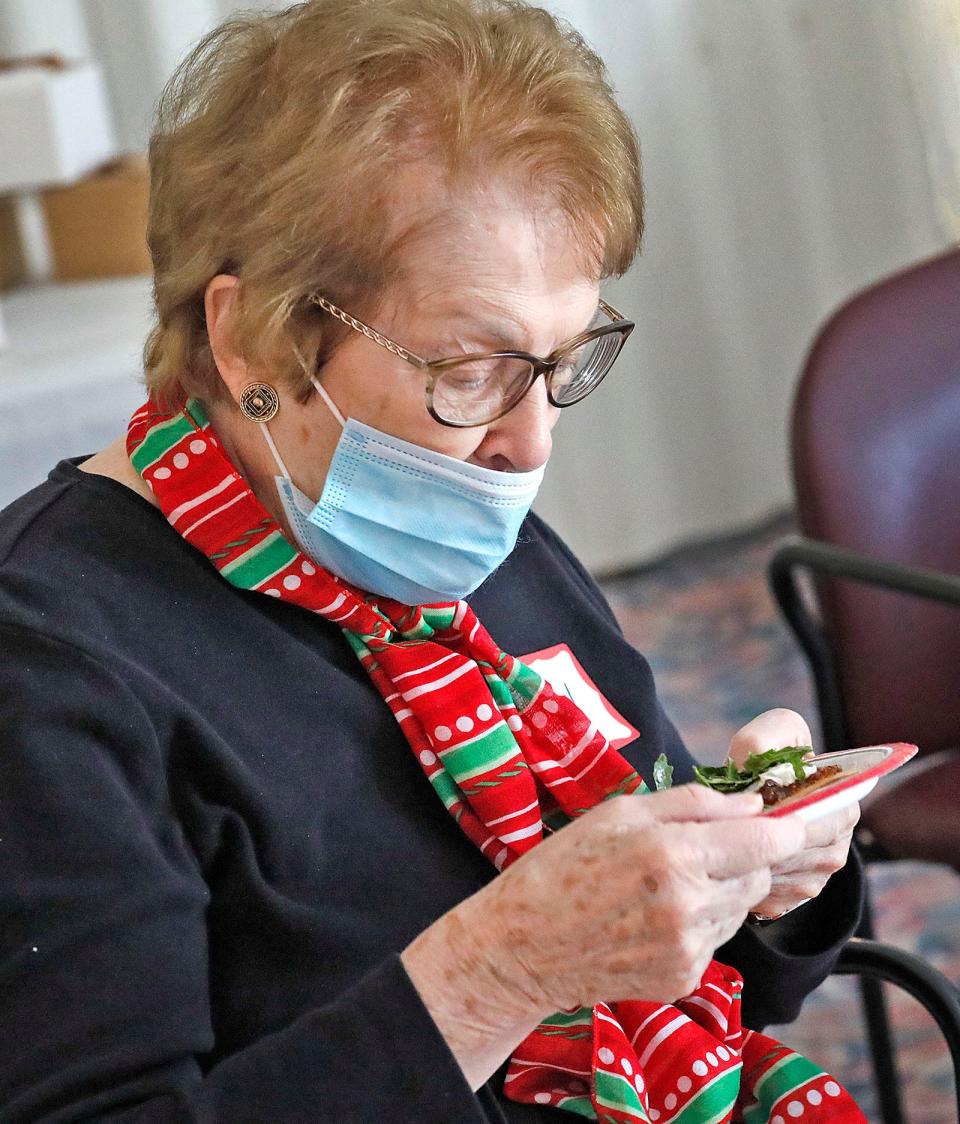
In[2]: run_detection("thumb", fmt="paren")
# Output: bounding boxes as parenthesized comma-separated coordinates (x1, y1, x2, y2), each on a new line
(729, 708, 812, 768)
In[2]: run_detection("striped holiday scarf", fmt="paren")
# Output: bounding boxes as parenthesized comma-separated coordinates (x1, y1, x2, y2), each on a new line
(128, 397, 865, 1123)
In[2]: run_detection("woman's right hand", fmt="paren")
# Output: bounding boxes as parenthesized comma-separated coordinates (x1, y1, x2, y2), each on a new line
(401, 784, 805, 1090)
(483, 784, 805, 1011)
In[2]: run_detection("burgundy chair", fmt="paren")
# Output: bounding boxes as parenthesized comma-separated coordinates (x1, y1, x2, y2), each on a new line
(769, 245, 960, 1124)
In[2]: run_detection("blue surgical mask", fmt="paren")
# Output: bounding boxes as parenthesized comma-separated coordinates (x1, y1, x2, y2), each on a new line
(262, 378, 545, 605)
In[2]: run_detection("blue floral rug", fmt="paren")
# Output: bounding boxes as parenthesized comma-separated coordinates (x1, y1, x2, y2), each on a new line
(600, 515, 960, 1123)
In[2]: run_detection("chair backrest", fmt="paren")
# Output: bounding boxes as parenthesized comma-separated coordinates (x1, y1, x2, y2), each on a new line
(792, 247, 960, 754)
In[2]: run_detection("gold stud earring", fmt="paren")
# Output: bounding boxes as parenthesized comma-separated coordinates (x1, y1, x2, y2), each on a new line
(239, 382, 280, 422)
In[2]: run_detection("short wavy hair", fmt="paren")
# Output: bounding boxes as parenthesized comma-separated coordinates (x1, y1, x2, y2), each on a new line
(144, 0, 644, 407)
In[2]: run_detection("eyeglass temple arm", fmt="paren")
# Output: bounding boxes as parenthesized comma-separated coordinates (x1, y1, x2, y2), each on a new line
(312, 292, 630, 367)
(309, 294, 430, 369)
(599, 298, 627, 321)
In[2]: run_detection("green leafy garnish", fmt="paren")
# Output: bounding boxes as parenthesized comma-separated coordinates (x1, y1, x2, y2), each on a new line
(651, 746, 815, 795)
(653, 753, 674, 791)
(693, 759, 756, 792)
(741, 746, 810, 782)
(694, 745, 814, 791)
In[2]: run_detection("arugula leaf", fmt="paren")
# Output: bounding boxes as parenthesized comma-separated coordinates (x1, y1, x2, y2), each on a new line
(657, 745, 817, 795)
(653, 753, 674, 791)
(694, 745, 815, 791)
(693, 762, 756, 792)
(741, 746, 812, 782)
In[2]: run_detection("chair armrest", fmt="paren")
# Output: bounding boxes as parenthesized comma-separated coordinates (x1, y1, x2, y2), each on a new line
(769, 537, 960, 608)
(767, 537, 960, 750)
(832, 937, 960, 1118)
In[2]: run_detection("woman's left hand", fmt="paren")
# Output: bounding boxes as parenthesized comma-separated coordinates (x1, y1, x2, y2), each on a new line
(728, 709, 859, 920)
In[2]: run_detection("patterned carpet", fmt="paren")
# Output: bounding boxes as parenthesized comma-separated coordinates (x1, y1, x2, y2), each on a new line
(600, 515, 960, 1123)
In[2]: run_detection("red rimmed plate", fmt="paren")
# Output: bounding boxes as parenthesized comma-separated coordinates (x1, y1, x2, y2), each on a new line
(762, 743, 917, 821)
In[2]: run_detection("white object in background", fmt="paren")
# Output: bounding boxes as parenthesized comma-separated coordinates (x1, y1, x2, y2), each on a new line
(890, 0, 960, 239)
(0, 276, 152, 507)
(0, 298, 6, 349)
(0, 63, 116, 193)
(11, 192, 53, 280)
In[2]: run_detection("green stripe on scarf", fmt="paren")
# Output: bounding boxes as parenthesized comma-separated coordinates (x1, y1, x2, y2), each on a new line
(185, 398, 210, 428)
(594, 1070, 649, 1119)
(484, 675, 516, 710)
(220, 531, 297, 586)
(507, 659, 543, 702)
(427, 768, 461, 809)
(439, 723, 522, 782)
(557, 1095, 595, 1119)
(541, 1009, 594, 1030)
(422, 605, 457, 630)
(741, 1054, 822, 1123)
(668, 1067, 742, 1123)
(129, 414, 196, 474)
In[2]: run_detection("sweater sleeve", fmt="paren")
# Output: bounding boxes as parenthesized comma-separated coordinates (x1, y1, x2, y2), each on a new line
(0, 626, 489, 1124)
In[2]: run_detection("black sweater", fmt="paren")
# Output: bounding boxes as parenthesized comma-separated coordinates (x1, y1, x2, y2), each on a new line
(0, 460, 862, 1123)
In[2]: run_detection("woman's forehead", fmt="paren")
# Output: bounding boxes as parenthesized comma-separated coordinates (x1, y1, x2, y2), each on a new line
(386, 165, 600, 281)
(391, 207, 596, 338)
(420, 187, 592, 266)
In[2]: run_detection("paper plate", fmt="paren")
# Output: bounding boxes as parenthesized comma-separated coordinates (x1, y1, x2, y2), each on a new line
(761, 742, 917, 822)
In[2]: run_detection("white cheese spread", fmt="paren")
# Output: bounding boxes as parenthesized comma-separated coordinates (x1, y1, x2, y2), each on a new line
(746, 761, 816, 792)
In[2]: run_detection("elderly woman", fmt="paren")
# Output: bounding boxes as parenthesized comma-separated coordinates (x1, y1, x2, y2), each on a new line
(0, 2, 864, 1121)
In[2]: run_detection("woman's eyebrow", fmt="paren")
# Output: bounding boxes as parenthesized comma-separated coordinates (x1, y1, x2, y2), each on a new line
(436, 301, 602, 354)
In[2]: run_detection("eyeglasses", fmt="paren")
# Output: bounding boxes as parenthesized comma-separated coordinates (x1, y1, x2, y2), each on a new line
(308, 293, 635, 428)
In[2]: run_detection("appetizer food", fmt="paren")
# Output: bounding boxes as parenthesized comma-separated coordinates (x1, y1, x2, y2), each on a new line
(653, 746, 844, 808)
(753, 761, 842, 807)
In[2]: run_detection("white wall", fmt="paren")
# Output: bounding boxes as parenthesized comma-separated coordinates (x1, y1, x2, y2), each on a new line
(537, 0, 950, 570)
(0, 0, 954, 570)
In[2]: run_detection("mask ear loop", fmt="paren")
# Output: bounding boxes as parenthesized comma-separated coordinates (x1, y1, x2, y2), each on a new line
(290, 333, 347, 427)
(260, 339, 347, 478)
(310, 375, 347, 428)
(259, 421, 292, 480)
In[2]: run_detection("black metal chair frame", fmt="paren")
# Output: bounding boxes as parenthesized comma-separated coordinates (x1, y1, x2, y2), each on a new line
(769, 536, 960, 1123)
(833, 938, 960, 1120)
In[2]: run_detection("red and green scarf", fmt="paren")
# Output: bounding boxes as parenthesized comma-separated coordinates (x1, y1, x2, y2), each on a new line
(128, 397, 865, 1123)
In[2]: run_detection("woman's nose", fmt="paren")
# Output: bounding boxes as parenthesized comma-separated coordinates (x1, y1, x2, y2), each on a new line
(474, 379, 558, 472)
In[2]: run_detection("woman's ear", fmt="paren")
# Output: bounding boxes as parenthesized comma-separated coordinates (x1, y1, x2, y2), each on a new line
(204, 274, 249, 403)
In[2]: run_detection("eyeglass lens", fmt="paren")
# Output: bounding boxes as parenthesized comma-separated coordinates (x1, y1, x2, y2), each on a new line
(549, 331, 622, 406)
(431, 330, 625, 425)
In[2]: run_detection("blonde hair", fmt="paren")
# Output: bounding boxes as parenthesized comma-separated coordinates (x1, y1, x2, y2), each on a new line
(144, 0, 644, 407)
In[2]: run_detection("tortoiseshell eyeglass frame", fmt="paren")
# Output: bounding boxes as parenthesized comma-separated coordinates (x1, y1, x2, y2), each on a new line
(309, 294, 635, 428)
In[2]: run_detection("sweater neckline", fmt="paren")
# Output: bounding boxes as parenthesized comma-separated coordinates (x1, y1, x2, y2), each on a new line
(54, 457, 171, 524)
